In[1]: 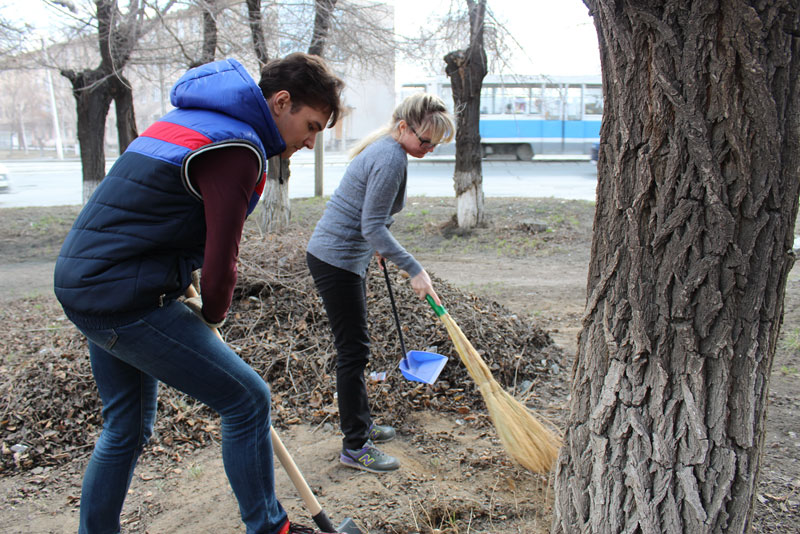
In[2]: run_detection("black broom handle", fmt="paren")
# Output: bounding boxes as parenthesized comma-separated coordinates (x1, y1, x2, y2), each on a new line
(381, 258, 407, 357)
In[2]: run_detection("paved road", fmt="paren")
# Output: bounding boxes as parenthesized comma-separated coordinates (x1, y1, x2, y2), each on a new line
(0, 153, 598, 208)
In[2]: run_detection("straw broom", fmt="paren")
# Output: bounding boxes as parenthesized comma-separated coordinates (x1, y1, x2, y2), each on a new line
(426, 296, 562, 474)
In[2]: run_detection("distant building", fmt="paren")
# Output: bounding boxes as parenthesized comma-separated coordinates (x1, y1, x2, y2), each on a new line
(0, 2, 395, 157)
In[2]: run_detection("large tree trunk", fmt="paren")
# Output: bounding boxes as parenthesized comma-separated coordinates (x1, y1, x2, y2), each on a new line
(257, 156, 291, 233)
(246, 0, 269, 67)
(308, 0, 336, 57)
(60, 0, 145, 201)
(444, 0, 487, 229)
(199, 0, 218, 66)
(62, 68, 114, 201)
(111, 74, 138, 153)
(553, 2, 800, 534)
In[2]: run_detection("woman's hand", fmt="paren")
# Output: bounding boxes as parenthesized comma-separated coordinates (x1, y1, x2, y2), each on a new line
(375, 251, 386, 270)
(410, 269, 441, 305)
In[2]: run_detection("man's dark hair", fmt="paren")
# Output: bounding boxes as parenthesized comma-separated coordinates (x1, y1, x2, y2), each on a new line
(259, 52, 345, 128)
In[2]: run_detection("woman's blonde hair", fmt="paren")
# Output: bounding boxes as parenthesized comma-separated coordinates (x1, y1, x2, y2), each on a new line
(349, 92, 456, 158)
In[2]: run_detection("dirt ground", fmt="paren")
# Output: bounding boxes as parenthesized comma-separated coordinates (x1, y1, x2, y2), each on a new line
(1, 196, 799, 533)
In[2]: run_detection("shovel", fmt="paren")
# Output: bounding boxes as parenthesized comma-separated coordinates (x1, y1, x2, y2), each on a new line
(380, 259, 448, 384)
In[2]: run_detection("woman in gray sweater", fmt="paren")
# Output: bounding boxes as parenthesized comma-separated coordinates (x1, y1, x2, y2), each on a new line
(307, 93, 455, 473)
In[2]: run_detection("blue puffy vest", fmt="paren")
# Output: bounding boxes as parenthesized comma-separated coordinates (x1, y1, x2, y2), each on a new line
(54, 59, 285, 329)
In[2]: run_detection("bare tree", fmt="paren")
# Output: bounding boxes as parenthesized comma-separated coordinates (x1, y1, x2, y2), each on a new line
(258, 0, 337, 234)
(59, 0, 170, 200)
(444, 0, 487, 229)
(244, 0, 286, 234)
(0, 9, 30, 68)
(147, 0, 220, 68)
(196, 0, 219, 67)
(0, 68, 49, 151)
(245, 0, 269, 66)
(308, 0, 335, 57)
(253, 0, 394, 233)
(553, 2, 800, 533)
(398, 1, 509, 77)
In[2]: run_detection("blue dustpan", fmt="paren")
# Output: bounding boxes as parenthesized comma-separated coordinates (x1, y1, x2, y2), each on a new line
(381, 259, 448, 385)
(399, 350, 449, 384)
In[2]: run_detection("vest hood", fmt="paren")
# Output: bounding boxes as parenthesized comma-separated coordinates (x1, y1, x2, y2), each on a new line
(170, 58, 285, 155)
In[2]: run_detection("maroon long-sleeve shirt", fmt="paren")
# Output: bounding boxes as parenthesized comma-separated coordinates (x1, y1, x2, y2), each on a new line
(189, 146, 261, 324)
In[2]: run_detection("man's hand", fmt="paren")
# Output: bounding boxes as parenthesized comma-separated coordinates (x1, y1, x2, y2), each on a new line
(184, 294, 225, 329)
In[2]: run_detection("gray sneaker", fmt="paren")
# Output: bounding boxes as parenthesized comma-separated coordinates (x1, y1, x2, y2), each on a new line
(368, 423, 396, 443)
(340, 440, 400, 473)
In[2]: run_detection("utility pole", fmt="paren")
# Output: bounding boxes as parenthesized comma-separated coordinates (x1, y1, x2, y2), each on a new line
(45, 68, 64, 160)
(314, 131, 323, 197)
(42, 40, 64, 160)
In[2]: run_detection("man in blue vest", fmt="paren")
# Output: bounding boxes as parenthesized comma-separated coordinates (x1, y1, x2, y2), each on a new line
(54, 53, 344, 534)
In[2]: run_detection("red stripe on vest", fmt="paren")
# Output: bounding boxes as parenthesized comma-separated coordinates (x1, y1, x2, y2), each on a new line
(141, 121, 212, 150)
(254, 173, 266, 196)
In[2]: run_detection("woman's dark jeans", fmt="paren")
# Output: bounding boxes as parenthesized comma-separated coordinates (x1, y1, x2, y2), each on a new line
(307, 252, 373, 450)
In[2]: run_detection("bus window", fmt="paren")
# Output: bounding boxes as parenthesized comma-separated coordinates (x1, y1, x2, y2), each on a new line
(440, 85, 454, 112)
(528, 86, 543, 116)
(584, 85, 603, 116)
(480, 86, 495, 114)
(543, 85, 563, 120)
(566, 85, 583, 120)
(494, 86, 530, 115)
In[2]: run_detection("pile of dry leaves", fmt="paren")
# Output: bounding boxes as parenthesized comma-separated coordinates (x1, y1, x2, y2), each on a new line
(0, 230, 566, 475)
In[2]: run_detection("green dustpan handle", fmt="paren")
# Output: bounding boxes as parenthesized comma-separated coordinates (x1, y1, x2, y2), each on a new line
(426, 294, 447, 317)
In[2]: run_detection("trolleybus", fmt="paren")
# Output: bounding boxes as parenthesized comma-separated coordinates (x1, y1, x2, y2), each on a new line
(400, 74, 603, 160)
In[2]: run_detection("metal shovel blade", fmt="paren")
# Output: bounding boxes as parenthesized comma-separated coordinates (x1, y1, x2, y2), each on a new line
(336, 517, 365, 533)
(399, 350, 448, 384)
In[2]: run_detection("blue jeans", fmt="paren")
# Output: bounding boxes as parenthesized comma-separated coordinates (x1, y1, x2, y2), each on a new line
(75, 299, 287, 534)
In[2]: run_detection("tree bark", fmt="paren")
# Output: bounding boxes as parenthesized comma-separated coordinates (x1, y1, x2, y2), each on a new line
(308, 0, 336, 57)
(111, 74, 138, 153)
(60, 0, 145, 201)
(444, 0, 487, 229)
(62, 68, 114, 200)
(199, 0, 218, 66)
(553, 2, 800, 534)
(246, 0, 269, 66)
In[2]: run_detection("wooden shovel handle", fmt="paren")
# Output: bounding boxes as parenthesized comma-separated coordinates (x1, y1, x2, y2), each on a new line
(182, 283, 326, 518)
(270, 427, 324, 516)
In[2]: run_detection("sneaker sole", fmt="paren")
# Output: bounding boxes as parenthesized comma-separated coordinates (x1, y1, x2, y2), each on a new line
(339, 454, 400, 474)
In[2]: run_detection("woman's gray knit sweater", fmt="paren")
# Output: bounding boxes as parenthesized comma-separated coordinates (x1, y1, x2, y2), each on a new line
(306, 135, 423, 278)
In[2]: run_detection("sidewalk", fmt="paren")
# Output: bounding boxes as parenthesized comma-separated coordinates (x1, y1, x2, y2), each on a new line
(293, 150, 592, 164)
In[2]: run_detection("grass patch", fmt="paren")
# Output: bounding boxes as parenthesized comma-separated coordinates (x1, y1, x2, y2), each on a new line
(780, 327, 800, 354)
(0, 205, 82, 263)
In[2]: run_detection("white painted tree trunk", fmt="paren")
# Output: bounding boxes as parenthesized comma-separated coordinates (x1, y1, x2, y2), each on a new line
(257, 156, 290, 234)
(455, 169, 484, 228)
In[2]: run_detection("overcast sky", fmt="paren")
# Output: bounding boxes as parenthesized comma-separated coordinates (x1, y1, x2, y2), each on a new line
(393, 0, 601, 79)
(4, 0, 600, 79)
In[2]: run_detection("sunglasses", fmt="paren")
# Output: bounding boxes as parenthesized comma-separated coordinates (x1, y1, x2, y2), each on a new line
(409, 125, 437, 149)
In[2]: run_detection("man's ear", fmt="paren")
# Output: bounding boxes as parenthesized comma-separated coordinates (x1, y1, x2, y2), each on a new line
(269, 90, 292, 116)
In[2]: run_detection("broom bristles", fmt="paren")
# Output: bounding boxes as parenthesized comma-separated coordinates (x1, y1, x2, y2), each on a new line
(440, 313, 562, 474)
